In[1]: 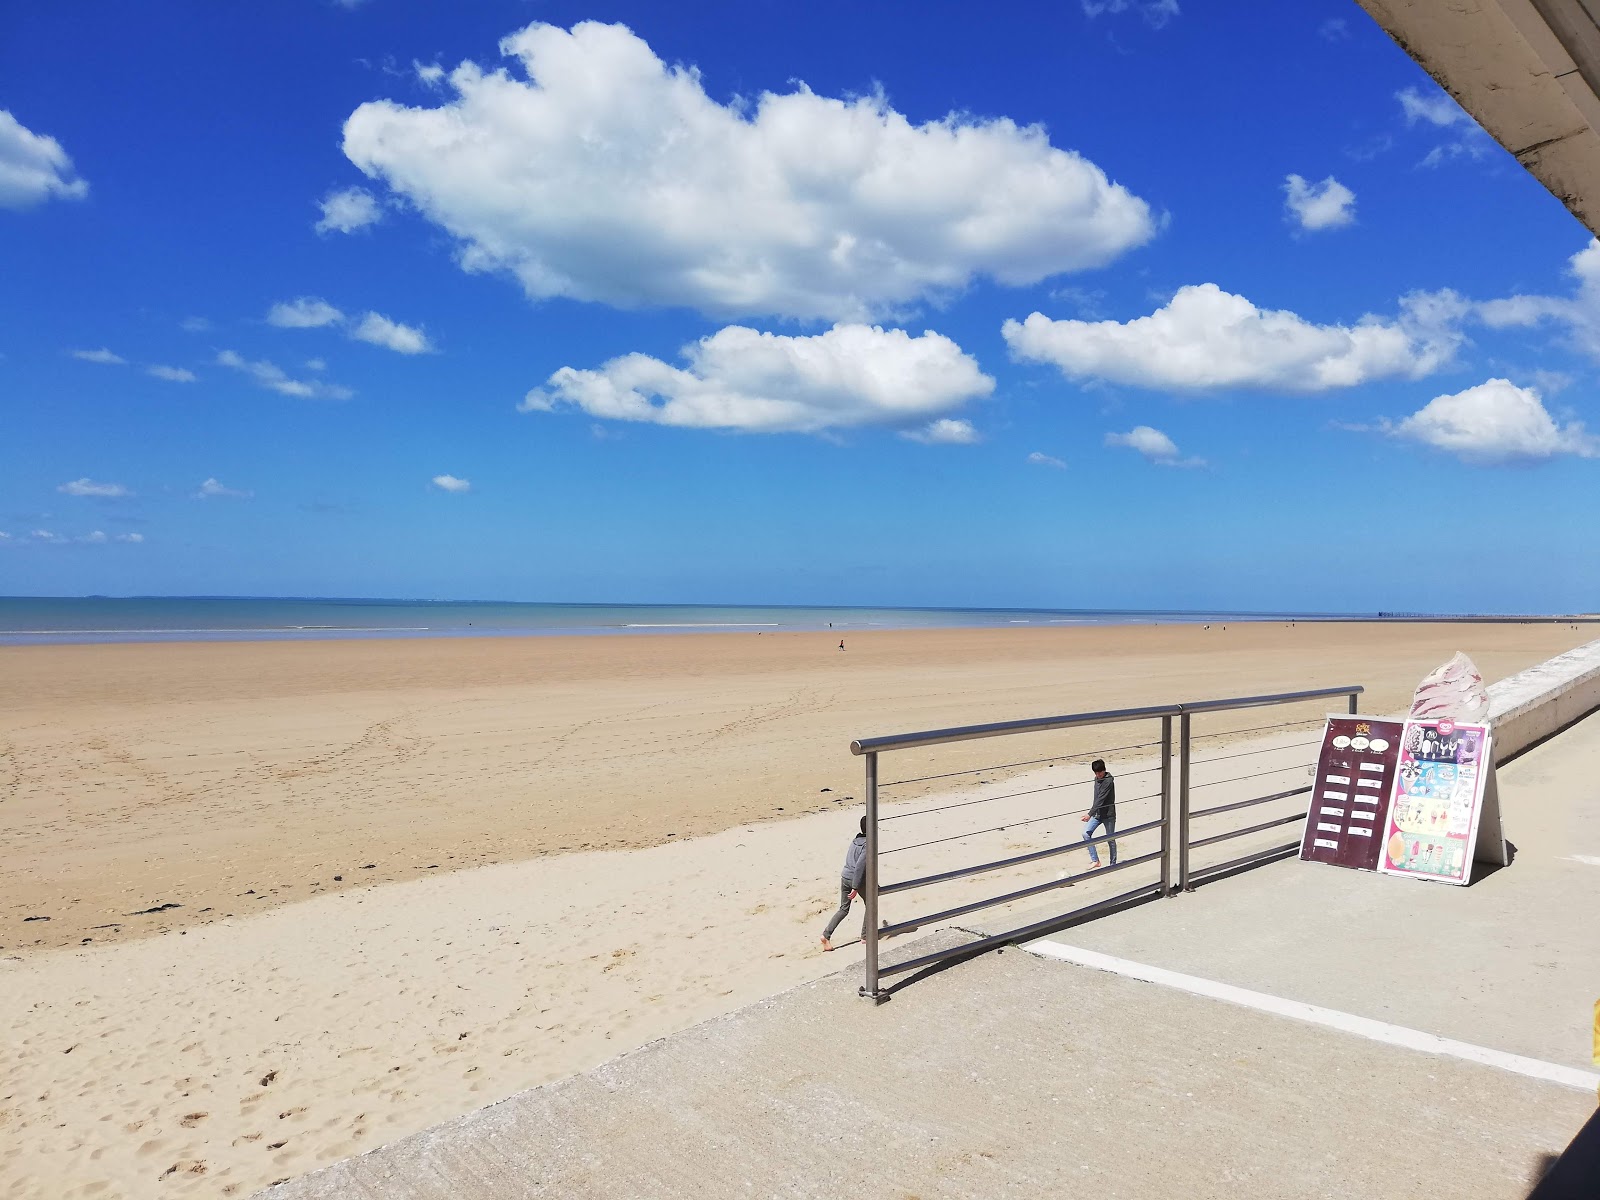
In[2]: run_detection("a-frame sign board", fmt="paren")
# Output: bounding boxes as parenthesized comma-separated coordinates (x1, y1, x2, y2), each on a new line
(1302, 715, 1507, 884)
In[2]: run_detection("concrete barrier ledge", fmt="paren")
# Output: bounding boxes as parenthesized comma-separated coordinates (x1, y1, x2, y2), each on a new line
(1486, 637, 1600, 763)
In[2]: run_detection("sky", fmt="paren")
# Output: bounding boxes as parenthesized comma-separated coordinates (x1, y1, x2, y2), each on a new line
(3, 0, 1599, 613)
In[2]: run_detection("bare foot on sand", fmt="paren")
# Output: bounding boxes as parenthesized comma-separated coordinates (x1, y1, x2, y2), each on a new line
(820, 936, 834, 952)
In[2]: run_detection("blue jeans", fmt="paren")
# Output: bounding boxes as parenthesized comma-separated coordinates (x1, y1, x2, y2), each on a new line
(1084, 814, 1117, 865)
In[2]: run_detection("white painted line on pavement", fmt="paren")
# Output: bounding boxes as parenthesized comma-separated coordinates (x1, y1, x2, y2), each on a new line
(1564, 855, 1600, 866)
(1024, 939, 1600, 1094)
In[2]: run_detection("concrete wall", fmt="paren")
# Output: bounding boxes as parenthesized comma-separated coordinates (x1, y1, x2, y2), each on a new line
(1486, 637, 1600, 762)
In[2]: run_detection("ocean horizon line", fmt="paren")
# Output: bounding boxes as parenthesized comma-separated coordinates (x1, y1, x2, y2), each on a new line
(0, 595, 1594, 648)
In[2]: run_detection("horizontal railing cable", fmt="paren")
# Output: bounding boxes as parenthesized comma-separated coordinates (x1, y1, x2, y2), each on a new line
(877, 737, 1164, 790)
(1185, 737, 1320, 768)
(879, 762, 1163, 822)
(1187, 761, 1312, 790)
(881, 790, 1161, 856)
(881, 816, 1166, 895)
(1186, 716, 1326, 743)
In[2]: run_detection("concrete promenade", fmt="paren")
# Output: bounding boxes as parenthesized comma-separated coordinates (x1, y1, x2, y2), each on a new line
(265, 710, 1600, 1199)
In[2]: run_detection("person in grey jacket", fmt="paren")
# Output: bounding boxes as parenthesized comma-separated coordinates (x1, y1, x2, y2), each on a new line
(1080, 758, 1117, 867)
(820, 817, 868, 951)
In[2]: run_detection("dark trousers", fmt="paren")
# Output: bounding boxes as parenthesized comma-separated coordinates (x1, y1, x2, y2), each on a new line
(822, 880, 864, 939)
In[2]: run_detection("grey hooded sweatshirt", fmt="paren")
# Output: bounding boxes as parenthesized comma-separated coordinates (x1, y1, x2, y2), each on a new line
(841, 833, 868, 892)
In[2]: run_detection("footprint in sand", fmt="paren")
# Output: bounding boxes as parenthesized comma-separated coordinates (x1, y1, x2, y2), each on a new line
(179, 1112, 208, 1128)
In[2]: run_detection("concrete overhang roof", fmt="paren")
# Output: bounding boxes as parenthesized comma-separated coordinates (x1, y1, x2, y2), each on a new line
(1356, 0, 1600, 234)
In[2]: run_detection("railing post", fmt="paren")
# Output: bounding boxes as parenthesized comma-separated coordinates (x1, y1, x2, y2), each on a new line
(859, 750, 885, 1003)
(1177, 710, 1192, 891)
(1159, 714, 1173, 896)
(1348, 690, 1359, 715)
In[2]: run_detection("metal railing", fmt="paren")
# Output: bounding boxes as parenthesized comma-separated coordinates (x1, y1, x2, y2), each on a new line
(850, 684, 1363, 1003)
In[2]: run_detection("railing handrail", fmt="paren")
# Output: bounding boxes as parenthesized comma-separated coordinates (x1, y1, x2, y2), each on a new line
(850, 685, 1364, 756)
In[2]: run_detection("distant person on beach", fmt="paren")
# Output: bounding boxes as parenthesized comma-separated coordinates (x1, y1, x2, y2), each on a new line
(820, 816, 868, 951)
(839, 639, 845, 651)
(1081, 759, 1116, 868)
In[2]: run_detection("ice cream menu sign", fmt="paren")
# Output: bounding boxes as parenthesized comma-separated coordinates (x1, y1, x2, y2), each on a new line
(1300, 717, 1405, 870)
(1377, 719, 1492, 886)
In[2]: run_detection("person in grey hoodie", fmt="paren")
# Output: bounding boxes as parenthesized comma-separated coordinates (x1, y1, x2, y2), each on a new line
(1080, 758, 1117, 867)
(820, 817, 869, 951)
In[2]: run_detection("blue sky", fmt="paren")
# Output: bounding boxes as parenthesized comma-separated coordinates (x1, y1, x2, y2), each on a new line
(3, 1, 1598, 612)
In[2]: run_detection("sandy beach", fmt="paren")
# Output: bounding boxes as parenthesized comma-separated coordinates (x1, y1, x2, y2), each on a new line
(0, 621, 1591, 1198)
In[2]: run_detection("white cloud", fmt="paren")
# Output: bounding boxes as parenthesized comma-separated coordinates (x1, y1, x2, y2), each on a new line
(0, 110, 88, 209)
(902, 418, 980, 445)
(351, 311, 433, 354)
(306, 357, 327, 371)
(1385, 378, 1599, 464)
(431, 474, 472, 492)
(147, 364, 197, 383)
(180, 316, 212, 333)
(1397, 87, 1468, 129)
(196, 477, 253, 500)
(31, 529, 65, 543)
(58, 478, 132, 498)
(341, 21, 1155, 322)
(1002, 284, 1465, 391)
(415, 62, 446, 86)
(0, 531, 11, 541)
(1027, 451, 1067, 469)
(267, 297, 345, 328)
(116, 532, 144, 543)
(1397, 87, 1490, 168)
(1319, 17, 1349, 41)
(1106, 425, 1203, 467)
(1477, 240, 1600, 360)
(1284, 174, 1355, 231)
(524, 323, 994, 435)
(315, 186, 383, 234)
(72, 347, 125, 365)
(217, 350, 354, 399)
(1081, 0, 1180, 28)
(81, 529, 108, 544)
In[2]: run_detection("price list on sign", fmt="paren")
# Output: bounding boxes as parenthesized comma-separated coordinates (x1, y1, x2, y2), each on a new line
(1299, 717, 1405, 871)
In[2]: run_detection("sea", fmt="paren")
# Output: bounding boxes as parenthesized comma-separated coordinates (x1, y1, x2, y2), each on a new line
(0, 597, 1408, 646)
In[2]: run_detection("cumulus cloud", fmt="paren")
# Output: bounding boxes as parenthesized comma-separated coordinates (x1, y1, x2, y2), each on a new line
(902, 418, 980, 445)
(1384, 378, 1599, 464)
(340, 21, 1155, 322)
(1284, 174, 1355, 231)
(431, 474, 471, 492)
(147, 365, 197, 382)
(58, 478, 131, 498)
(217, 350, 354, 399)
(1002, 284, 1465, 391)
(315, 185, 383, 234)
(1106, 425, 1203, 467)
(1477, 239, 1600, 360)
(351, 311, 433, 354)
(265, 298, 432, 354)
(1081, 0, 1180, 28)
(117, 532, 144, 543)
(196, 477, 253, 499)
(524, 323, 993, 436)
(1397, 87, 1467, 129)
(1397, 87, 1490, 167)
(72, 347, 125, 365)
(0, 110, 89, 209)
(1027, 451, 1067, 469)
(267, 297, 345, 328)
